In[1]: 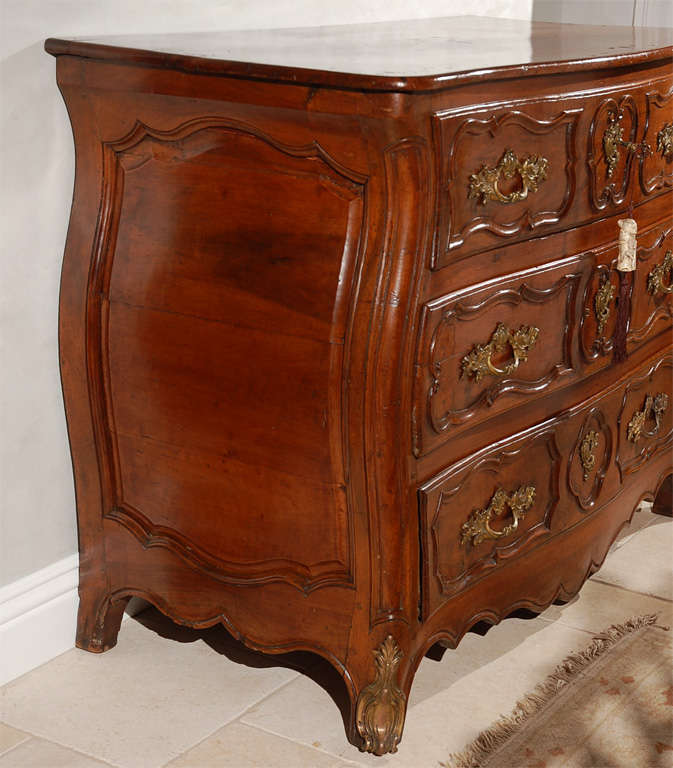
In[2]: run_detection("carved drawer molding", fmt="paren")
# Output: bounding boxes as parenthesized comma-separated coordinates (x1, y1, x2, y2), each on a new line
(433, 105, 581, 268)
(414, 255, 588, 456)
(580, 221, 673, 364)
(567, 407, 613, 511)
(640, 86, 673, 194)
(631, 225, 673, 347)
(419, 426, 561, 615)
(587, 95, 640, 210)
(616, 355, 673, 479)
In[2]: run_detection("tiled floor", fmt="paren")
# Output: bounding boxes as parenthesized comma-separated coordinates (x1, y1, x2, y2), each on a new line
(1, 505, 671, 768)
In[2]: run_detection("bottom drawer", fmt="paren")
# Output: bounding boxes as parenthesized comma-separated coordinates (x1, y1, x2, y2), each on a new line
(419, 350, 672, 619)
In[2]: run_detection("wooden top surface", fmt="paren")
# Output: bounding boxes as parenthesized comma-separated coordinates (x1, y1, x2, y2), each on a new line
(45, 16, 673, 93)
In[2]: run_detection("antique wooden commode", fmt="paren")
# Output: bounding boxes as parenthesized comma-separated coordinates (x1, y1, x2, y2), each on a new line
(46, 18, 673, 755)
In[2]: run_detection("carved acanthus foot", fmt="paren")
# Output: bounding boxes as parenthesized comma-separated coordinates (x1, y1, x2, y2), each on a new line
(355, 635, 407, 755)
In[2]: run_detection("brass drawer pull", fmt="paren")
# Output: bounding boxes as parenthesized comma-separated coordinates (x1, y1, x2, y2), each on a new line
(647, 250, 673, 296)
(580, 430, 599, 481)
(461, 322, 539, 383)
(468, 148, 548, 205)
(603, 109, 651, 178)
(657, 123, 673, 159)
(594, 278, 615, 337)
(461, 485, 536, 546)
(627, 392, 669, 443)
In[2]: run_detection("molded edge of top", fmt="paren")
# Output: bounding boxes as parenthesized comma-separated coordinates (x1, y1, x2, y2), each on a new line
(44, 20, 673, 94)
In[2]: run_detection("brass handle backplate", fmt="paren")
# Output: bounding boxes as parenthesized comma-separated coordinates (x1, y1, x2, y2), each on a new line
(461, 323, 539, 383)
(461, 485, 536, 546)
(468, 148, 549, 205)
(603, 109, 651, 178)
(657, 123, 673, 160)
(627, 392, 669, 443)
(647, 250, 673, 296)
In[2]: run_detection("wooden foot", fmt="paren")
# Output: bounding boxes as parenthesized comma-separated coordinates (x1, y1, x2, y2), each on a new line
(354, 635, 408, 755)
(653, 474, 673, 517)
(76, 587, 129, 653)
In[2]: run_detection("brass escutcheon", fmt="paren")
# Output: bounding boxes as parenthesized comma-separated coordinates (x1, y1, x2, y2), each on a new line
(603, 109, 651, 178)
(647, 250, 673, 296)
(594, 277, 615, 337)
(627, 392, 669, 443)
(580, 430, 600, 481)
(657, 123, 673, 159)
(468, 148, 548, 205)
(461, 485, 536, 546)
(461, 322, 539, 383)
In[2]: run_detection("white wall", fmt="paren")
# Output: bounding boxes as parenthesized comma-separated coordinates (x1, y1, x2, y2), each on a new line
(533, 0, 673, 26)
(0, 0, 533, 590)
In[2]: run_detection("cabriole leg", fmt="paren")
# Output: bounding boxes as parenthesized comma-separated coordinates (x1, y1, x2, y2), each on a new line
(653, 474, 673, 517)
(76, 585, 129, 653)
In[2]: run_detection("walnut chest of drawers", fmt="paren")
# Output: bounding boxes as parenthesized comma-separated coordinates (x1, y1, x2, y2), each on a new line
(46, 17, 673, 755)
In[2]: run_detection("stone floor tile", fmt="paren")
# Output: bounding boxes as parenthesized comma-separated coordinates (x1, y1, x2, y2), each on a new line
(166, 721, 353, 767)
(0, 738, 112, 767)
(0, 725, 29, 758)
(538, 579, 673, 634)
(0, 615, 298, 768)
(592, 505, 673, 600)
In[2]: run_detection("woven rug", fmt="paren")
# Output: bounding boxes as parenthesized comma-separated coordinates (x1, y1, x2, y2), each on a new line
(446, 615, 672, 768)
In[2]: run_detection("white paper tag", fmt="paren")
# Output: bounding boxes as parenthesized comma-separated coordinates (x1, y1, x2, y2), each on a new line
(617, 218, 637, 272)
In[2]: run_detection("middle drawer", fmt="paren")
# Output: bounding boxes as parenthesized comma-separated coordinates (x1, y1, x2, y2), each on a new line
(413, 253, 591, 456)
(414, 213, 673, 458)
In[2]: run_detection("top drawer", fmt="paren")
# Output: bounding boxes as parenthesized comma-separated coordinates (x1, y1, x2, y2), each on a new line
(432, 77, 672, 269)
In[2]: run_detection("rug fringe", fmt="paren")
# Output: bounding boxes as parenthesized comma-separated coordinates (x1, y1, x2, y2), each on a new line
(443, 614, 663, 768)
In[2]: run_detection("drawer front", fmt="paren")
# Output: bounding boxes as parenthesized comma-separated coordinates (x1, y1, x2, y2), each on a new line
(580, 218, 673, 368)
(413, 254, 590, 456)
(434, 99, 581, 267)
(632, 222, 673, 348)
(433, 76, 672, 269)
(616, 355, 673, 480)
(419, 350, 672, 618)
(640, 85, 673, 195)
(588, 81, 672, 207)
(419, 426, 562, 613)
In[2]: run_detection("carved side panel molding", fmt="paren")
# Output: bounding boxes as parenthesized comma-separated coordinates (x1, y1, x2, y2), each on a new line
(87, 116, 368, 593)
